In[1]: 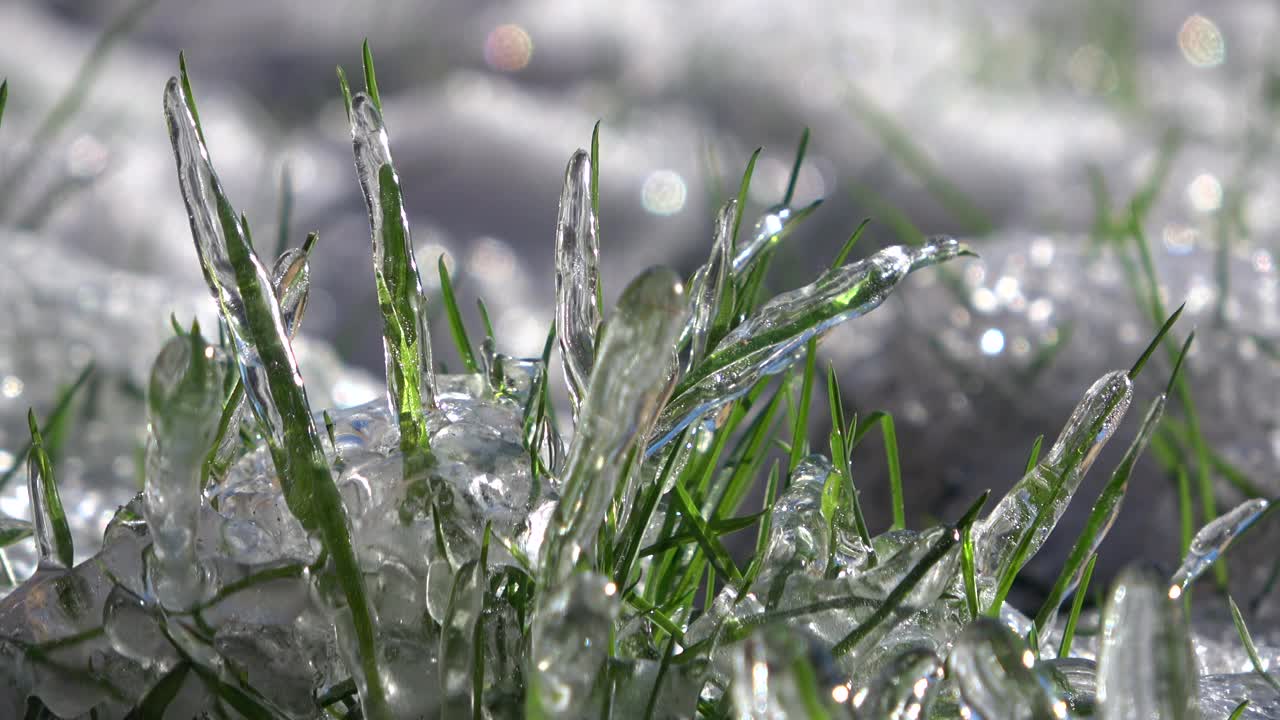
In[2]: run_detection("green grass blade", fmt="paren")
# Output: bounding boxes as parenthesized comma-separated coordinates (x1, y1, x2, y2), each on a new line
(26, 410, 74, 569)
(1127, 303, 1185, 380)
(362, 39, 382, 111)
(788, 338, 818, 472)
(1228, 595, 1280, 693)
(732, 148, 762, 247)
(642, 635, 679, 720)
(672, 473, 742, 585)
(476, 298, 497, 344)
(0, 363, 93, 492)
(782, 128, 810, 207)
(438, 254, 479, 373)
(0, 79, 8, 132)
(1229, 700, 1250, 720)
(336, 66, 354, 120)
(740, 461, 781, 595)
(274, 164, 293, 258)
(1057, 553, 1096, 658)
(177, 51, 205, 144)
(1024, 434, 1045, 475)
(853, 411, 904, 530)
(830, 219, 871, 271)
(126, 662, 191, 719)
(962, 524, 979, 619)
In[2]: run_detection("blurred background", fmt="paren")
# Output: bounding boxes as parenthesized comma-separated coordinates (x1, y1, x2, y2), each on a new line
(1, 0, 1278, 609)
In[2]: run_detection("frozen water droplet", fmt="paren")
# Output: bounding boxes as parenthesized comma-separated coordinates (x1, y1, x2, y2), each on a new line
(1171, 498, 1270, 593)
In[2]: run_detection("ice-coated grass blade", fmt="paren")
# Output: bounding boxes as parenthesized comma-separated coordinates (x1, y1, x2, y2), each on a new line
(164, 76, 388, 718)
(0, 363, 93, 492)
(0, 79, 7, 132)
(336, 65, 354, 120)
(831, 491, 988, 657)
(349, 91, 437, 435)
(1229, 700, 1251, 720)
(1033, 393, 1166, 634)
(826, 365, 874, 566)
(539, 267, 688, 586)
(177, 52, 204, 143)
(1228, 595, 1280, 693)
(128, 662, 191, 719)
(554, 149, 602, 422)
(654, 237, 970, 451)
(0, 516, 32, 548)
(686, 200, 738, 367)
(1057, 552, 1096, 658)
(438, 254, 479, 373)
(961, 524, 979, 619)
(26, 410, 73, 569)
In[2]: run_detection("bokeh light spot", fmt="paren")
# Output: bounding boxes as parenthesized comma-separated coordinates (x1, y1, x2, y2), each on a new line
(1178, 15, 1225, 68)
(1187, 173, 1222, 213)
(641, 170, 687, 215)
(980, 328, 1005, 355)
(484, 24, 533, 72)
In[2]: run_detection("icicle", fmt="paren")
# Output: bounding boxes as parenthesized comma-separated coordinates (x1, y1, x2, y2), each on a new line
(652, 236, 970, 452)
(538, 267, 688, 586)
(25, 411, 72, 570)
(554, 150, 602, 423)
(1098, 566, 1200, 720)
(1170, 498, 1270, 594)
(440, 559, 484, 717)
(975, 370, 1133, 606)
(946, 618, 1062, 720)
(757, 456, 832, 585)
(349, 92, 436, 431)
(685, 199, 737, 369)
(143, 328, 226, 609)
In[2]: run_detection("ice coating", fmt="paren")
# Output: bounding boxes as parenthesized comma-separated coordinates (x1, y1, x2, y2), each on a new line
(25, 414, 71, 571)
(142, 331, 225, 609)
(349, 91, 437, 422)
(756, 455, 831, 586)
(854, 646, 945, 718)
(1098, 565, 1201, 720)
(1171, 498, 1271, 594)
(528, 572, 618, 717)
(653, 236, 970, 450)
(730, 201, 822, 275)
(975, 369, 1133, 606)
(538, 267, 688, 586)
(946, 618, 1062, 719)
(554, 150, 602, 422)
(685, 199, 737, 369)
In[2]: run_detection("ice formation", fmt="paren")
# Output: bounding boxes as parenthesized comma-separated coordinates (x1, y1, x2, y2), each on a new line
(0, 55, 1276, 720)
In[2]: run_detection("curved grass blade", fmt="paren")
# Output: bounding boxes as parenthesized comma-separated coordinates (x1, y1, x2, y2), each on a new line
(26, 410, 73, 569)
(1228, 595, 1280, 693)
(782, 128, 810, 207)
(0, 79, 7, 132)
(0, 516, 32, 548)
(125, 662, 191, 719)
(0, 363, 93, 492)
(362, 39, 382, 111)
(1057, 552, 1096, 658)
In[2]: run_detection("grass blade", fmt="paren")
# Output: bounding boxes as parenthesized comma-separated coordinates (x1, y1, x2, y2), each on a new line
(1057, 553, 1097, 658)
(0, 363, 94, 492)
(962, 523, 979, 620)
(439, 254, 479, 373)
(362, 39, 382, 111)
(26, 410, 74, 569)
(126, 662, 191, 719)
(1228, 595, 1280, 693)
(787, 338, 818, 472)
(732, 148, 762, 247)
(0, 79, 8, 132)
(830, 219, 871, 271)
(782, 128, 810, 207)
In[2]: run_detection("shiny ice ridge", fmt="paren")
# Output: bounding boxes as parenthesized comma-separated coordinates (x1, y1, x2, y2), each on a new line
(0, 54, 1278, 720)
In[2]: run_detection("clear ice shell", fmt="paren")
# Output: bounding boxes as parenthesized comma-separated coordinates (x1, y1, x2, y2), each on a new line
(1171, 498, 1270, 593)
(975, 370, 1133, 606)
(143, 333, 226, 610)
(349, 91, 437, 417)
(527, 572, 619, 717)
(685, 199, 737, 369)
(756, 455, 832, 587)
(554, 149, 602, 423)
(853, 646, 945, 718)
(652, 236, 969, 452)
(26, 425, 71, 571)
(1097, 565, 1200, 720)
(539, 267, 688, 585)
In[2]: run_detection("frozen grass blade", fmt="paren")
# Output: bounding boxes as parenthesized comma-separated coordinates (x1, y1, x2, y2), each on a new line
(1228, 595, 1280, 693)
(336, 65, 354, 120)
(164, 76, 388, 718)
(438, 255, 479, 373)
(554, 150, 603, 421)
(1057, 552, 1096, 658)
(962, 524, 979, 619)
(26, 410, 73, 569)
(349, 92, 437, 433)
